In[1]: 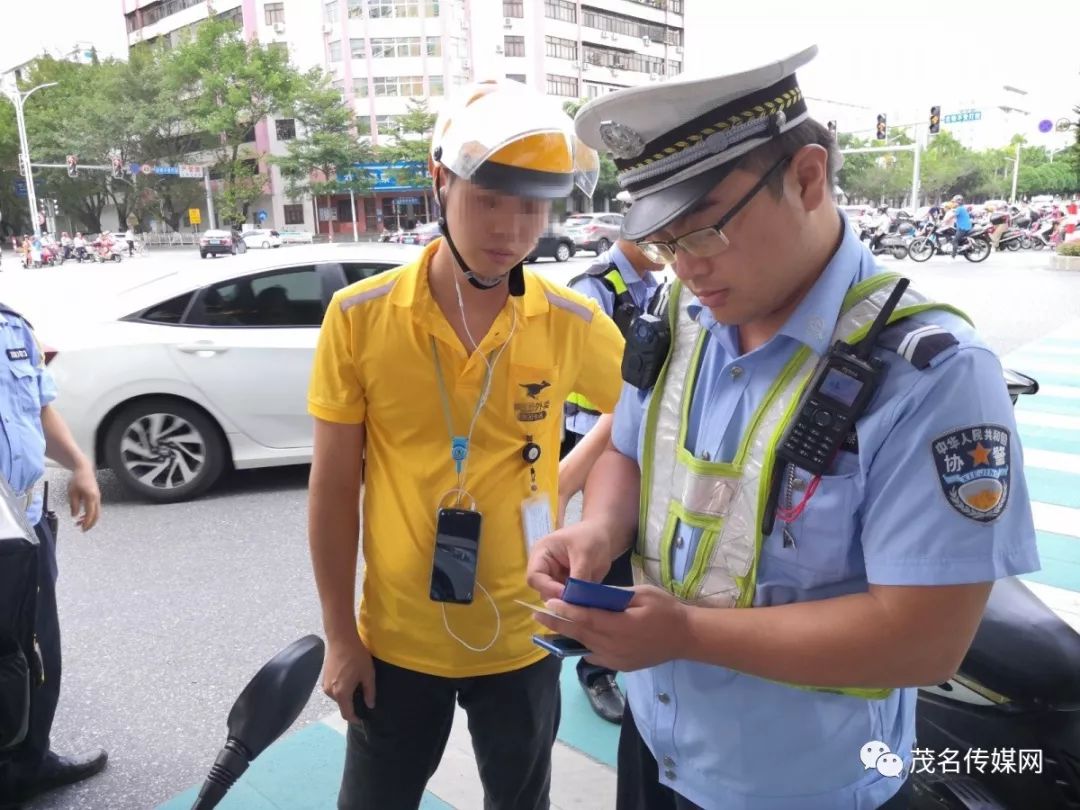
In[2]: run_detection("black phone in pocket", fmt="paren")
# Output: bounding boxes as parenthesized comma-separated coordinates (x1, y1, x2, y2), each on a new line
(429, 508, 482, 604)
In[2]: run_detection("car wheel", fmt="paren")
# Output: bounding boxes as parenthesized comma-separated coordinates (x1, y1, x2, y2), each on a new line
(596, 238, 611, 255)
(555, 242, 572, 262)
(231, 246, 237, 255)
(104, 398, 227, 503)
(262, 241, 270, 249)
(200, 251, 207, 259)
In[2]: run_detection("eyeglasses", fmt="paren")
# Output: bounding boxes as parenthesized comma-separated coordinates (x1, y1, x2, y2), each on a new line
(636, 156, 791, 265)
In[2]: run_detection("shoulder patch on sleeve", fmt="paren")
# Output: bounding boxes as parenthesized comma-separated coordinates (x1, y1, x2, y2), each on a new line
(931, 424, 1011, 522)
(878, 319, 959, 369)
(545, 290, 594, 323)
(339, 279, 395, 313)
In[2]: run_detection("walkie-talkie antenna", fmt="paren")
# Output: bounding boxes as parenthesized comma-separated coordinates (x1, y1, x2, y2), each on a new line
(855, 277, 909, 360)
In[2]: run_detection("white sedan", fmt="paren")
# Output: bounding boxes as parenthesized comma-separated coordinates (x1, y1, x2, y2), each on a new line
(277, 229, 315, 245)
(242, 229, 282, 249)
(9, 244, 421, 502)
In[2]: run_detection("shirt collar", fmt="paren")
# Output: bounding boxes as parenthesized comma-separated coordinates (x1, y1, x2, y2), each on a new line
(685, 211, 867, 357)
(606, 244, 658, 292)
(776, 213, 864, 356)
(391, 237, 549, 319)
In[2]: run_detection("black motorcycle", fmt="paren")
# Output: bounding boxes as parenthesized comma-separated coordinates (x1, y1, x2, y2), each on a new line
(189, 371, 1075, 809)
(909, 224, 992, 263)
(911, 369, 1080, 809)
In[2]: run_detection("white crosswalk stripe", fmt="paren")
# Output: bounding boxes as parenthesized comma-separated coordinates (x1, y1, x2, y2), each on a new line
(1015, 409, 1080, 430)
(1032, 501, 1080, 539)
(1024, 448, 1080, 475)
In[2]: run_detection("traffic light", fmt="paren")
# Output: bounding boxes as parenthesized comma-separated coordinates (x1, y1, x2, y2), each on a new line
(53, 199, 61, 216)
(827, 120, 837, 140)
(66, 154, 78, 178)
(17, 153, 26, 177)
(929, 106, 941, 135)
(111, 156, 124, 179)
(875, 114, 887, 141)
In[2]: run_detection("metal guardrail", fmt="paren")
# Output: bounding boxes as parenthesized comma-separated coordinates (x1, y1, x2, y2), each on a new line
(143, 232, 199, 246)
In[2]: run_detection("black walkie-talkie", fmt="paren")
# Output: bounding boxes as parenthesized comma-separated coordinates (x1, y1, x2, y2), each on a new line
(762, 279, 910, 536)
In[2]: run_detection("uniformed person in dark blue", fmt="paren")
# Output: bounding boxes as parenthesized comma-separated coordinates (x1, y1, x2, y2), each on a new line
(0, 302, 106, 805)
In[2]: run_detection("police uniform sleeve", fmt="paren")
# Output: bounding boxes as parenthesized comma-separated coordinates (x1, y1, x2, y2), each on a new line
(860, 346, 1041, 586)
(569, 303, 625, 415)
(611, 382, 648, 463)
(307, 291, 366, 424)
(25, 324, 57, 407)
(568, 275, 616, 316)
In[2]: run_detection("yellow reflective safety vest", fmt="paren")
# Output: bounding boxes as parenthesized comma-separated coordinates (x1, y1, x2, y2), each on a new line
(634, 273, 970, 700)
(566, 262, 638, 417)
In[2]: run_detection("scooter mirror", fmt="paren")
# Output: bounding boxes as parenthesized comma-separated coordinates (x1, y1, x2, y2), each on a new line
(1002, 369, 1039, 405)
(192, 635, 324, 810)
(226, 634, 325, 757)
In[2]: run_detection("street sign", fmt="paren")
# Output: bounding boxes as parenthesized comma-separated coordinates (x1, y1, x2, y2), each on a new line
(1039, 119, 1054, 134)
(141, 163, 154, 176)
(13, 179, 27, 198)
(943, 110, 981, 124)
(178, 164, 204, 179)
(188, 208, 202, 225)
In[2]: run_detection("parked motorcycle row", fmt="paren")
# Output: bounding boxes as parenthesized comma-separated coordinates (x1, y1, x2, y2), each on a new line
(856, 201, 1079, 264)
(10, 232, 127, 268)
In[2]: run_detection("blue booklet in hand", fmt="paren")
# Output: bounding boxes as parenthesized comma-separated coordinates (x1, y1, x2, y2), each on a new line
(561, 577, 634, 612)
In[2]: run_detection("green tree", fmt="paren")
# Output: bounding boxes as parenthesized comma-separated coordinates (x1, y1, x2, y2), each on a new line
(377, 97, 436, 220)
(165, 15, 306, 226)
(273, 71, 374, 241)
(1067, 105, 1080, 188)
(0, 95, 26, 236)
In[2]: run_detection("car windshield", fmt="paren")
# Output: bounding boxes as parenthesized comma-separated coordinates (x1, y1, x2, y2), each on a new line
(564, 216, 594, 227)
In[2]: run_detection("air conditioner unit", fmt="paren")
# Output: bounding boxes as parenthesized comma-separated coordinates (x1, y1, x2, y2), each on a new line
(600, 30, 609, 39)
(274, 22, 285, 34)
(676, 45, 683, 54)
(322, 23, 333, 33)
(642, 35, 651, 46)
(649, 72, 659, 81)
(504, 16, 513, 27)
(610, 67, 619, 77)
(495, 45, 503, 54)
(581, 61, 590, 71)
(462, 60, 471, 72)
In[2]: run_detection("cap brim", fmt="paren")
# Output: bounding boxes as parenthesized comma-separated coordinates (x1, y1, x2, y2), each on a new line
(620, 162, 737, 241)
(471, 161, 573, 200)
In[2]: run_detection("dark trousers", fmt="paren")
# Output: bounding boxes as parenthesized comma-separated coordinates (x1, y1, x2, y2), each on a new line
(951, 228, 971, 258)
(339, 655, 561, 810)
(616, 703, 913, 810)
(0, 518, 61, 788)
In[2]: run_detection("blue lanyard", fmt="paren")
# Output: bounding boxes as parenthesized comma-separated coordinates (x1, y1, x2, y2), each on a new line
(430, 338, 496, 480)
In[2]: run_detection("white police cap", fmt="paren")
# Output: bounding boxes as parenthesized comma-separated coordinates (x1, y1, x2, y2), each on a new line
(575, 45, 818, 240)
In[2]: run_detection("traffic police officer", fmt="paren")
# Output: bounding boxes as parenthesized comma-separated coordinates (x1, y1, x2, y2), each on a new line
(560, 209, 664, 724)
(528, 45, 1040, 810)
(0, 302, 106, 805)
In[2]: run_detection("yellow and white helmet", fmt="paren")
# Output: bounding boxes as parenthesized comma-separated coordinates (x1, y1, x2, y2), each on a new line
(430, 80, 599, 199)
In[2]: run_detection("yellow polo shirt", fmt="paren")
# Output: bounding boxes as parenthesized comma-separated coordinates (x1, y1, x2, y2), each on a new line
(308, 239, 625, 677)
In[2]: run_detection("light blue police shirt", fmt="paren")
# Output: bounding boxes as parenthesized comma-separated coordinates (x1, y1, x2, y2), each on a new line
(565, 243, 658, 437)
(610, 215, 1041, 810)
(0, 308, 57, 526)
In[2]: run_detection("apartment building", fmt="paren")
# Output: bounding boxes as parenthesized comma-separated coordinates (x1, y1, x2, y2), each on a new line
(119, 0, 687, 234)
(122, 0, 306, 232)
